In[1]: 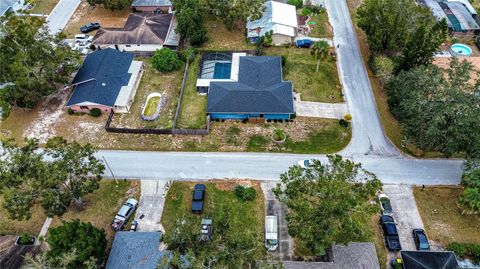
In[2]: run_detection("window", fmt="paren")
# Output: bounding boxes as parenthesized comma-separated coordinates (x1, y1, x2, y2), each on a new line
(126, 45, 131, 47)
(80, 106, 89, 109)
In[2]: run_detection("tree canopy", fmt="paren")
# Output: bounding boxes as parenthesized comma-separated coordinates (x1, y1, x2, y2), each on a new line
(0, 15, 81, 118)
(0, 137, 105, 220)
(459, 159, 480, 214)
(387, 58, 480, 157)
(273, 155, 382, 256)
(173, 0, 208, 46)
(86, 0, 131, 11)
(206, 0, 265, 30)
(47, 220, 107, 268)
(151, 48, 182, 72)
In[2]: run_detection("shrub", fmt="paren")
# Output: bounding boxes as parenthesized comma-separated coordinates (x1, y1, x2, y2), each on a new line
(18, 234, 34, 245)
(302, 7, 312, 16)
(183, 48, 195, 63)
(151, 48, 182, 72)
(448, 242, 480, 263)
(234, 185, 257, 201)
(281, 56, 286, 67)
(273, 128, 285, 141)
(89, 108, 101, 117)
(67, 108, 74, 115)
(287, 0, 303, 8)
(339, 119, 350, 128)
(344, 114, 352, 122)
(369, 54, 394, 87)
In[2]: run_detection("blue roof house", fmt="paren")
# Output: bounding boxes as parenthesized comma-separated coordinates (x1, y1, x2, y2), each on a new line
(206, 56, 295, 121)
(66, 48, 143, 113)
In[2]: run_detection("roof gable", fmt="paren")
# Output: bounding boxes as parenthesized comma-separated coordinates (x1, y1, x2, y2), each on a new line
(401, 251, 459, 269)
(67, 49, 134, 107)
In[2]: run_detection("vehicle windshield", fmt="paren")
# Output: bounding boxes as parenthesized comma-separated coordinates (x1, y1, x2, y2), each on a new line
(193, 190, 203, 200)
(304, 160, 310, 166)
(266, 239, 277, 246)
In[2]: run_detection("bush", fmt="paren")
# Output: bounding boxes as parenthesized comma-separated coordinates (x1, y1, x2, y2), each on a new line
(18, 234, 34, 245)
(89, 108, 101, 117)
(369, 54, 394, 86)
(281, 56, 286, 67)
(273, 128, 285, 141)
(287, 0, 303, 8)
(67, 108, 74, 115)
(302, 7, 312, 16)
(344, 114, 352, 122)
(234, 185, 257, 201)
(151, 48, 182, 72)
(339, 119, 350, 128)
(183, 48, 195, 63)
(448, 242, 480, 263)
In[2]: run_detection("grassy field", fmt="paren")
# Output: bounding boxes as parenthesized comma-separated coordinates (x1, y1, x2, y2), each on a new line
(202, 17, 254, 51)
(308, 9, 333, 38)
(50, 180, 140, 243)
(265, 47, 343, 103)
(110, 59, 184, 129)
(176, 55, 208, 129)
(28, 0, 59, 14)
(0, 201, 47, 237)
(413, 186, 480, 247)
(161, 181, 265, 259)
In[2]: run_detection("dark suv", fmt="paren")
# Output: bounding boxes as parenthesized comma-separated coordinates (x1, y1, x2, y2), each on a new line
(192, 184, 206, 213)
(80, 22, 100, 33)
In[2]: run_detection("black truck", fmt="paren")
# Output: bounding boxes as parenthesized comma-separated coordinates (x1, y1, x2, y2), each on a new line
(380, 215, 402, 251)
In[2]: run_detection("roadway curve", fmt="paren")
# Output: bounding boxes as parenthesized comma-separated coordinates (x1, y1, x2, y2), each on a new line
(97, 0, 463, 185)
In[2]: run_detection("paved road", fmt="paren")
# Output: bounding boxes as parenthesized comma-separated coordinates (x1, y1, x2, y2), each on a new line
(98, 151, 463, 185)
(325, 0, 400, 157)
(46, 0, 81, 35)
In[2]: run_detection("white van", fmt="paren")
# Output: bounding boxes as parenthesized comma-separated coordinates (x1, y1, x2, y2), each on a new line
(265, 215, 278, 251)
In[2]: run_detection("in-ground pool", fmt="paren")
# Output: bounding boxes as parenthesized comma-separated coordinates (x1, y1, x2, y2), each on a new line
(213, 62, 232, 79)
(450, 43, 472, 56)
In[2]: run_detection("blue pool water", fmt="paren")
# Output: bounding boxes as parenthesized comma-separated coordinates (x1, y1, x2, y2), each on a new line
(450, 43, 472, 56)
(213, 63, 232, 79)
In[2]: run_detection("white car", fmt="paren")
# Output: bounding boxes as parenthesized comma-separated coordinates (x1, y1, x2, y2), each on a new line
(72, 42, 90, 55)
(74, 34, 93, 43)
(297, 159, 320, 168)
(265, 215, 278, 251)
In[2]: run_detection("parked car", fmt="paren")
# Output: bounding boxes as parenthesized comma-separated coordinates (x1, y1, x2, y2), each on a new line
(72, 42, 89, 55)
(412, 228, 430, 251)
(265, 215, 278, 251)
(380, 215, 402, 251)
(378, 194, 393, 215)
(75, 34, 93, 43)
(80, 22, 100, 33)
(192, 184, 206, 213)
(296, 38, 313, 48)
(112, 198, 138, 231)
(130, 220, 139, 232)
(297, 159, 320, 168)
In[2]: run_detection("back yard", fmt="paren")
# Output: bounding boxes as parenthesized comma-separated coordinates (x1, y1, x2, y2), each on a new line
(413, 186, 480, 247)
(265, 47, 343, 103)
(161, 181, 265, 260)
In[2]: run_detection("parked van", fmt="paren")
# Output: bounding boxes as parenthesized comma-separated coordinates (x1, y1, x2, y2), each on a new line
(265, 215, 278, 251)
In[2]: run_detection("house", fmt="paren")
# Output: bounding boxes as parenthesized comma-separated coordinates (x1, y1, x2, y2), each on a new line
(92, 13, 179, 52)
(282, 242, 380, 269)
(246, 0, 298, 45)
(0, 0, 25, 16)
(421, 0, 480, 34)
(66, 48, 144, 113)
(106, 232, 168, 269)
(205, 55, 295, 121)
(132, 0, 172, 13)
(400, 251, 460, 269)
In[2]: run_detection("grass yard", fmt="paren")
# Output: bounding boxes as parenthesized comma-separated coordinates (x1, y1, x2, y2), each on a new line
(50, 180, 140, 243)
(176, 54, 208, 129)
(144, 96, 160, 117)
(413, 186, 480, 247)
(161, 181, 265, 259)
(202, 17, 254, 51)
(307, 9, 333, 38)
(110, 59, 184, 129)
(63, 2, 130, 38)
(0, 201, 47, 237)
(265, 47, 343, 103)
(28, 0, 59, 14)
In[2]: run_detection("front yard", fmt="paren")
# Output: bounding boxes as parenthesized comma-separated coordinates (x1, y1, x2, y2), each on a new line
(28, 0, 59, 14)
(304, 9, 334, 38)
(413, 186, 480, 247)
(265, 47, 343, 103)
(63, 2, 131, 38)
(161, 181, 265, 259)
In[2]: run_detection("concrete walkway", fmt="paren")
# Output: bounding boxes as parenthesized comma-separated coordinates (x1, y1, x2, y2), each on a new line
(46, 0, 81, 35)
(36, 217, 52, 245)
(135, 180, 170, 232)
(294, 93, 348, 119)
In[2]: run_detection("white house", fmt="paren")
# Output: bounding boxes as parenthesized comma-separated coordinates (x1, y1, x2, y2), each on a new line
(92, 13, 179, 52)
(0, 0, 25, 16)
(246, 1, 298, 45)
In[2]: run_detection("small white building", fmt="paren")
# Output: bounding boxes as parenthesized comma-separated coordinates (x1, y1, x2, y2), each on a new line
(0, 0, 25, 16)
(92, 13, 179, 52)
(246, 1, 298, 45)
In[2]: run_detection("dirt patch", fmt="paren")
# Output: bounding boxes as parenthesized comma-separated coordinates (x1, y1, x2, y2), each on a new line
(207, 179, 257, 191)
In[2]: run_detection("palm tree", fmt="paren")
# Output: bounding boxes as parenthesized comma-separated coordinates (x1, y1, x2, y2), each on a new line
(311, 40, 330, 72)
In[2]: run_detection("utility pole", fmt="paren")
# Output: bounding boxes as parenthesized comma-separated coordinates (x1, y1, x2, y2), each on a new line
(102, 155, 118, 186)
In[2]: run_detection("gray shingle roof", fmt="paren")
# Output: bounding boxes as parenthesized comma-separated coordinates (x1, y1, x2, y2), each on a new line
(67, 48, 134, 107)
(132, 0, 172, 7)
(106, 232, 166, 269)
(207, 56, 294, 114)
(401, 251, 460, 269)
(93, 13, 173, 45)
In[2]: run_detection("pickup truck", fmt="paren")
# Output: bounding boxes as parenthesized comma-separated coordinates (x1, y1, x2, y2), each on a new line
(112, 198, 138, 231)
(380, 215, 402, 251)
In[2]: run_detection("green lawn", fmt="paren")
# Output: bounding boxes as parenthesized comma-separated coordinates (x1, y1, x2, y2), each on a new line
(176, 55, 208, 129)
(0, 200, 47, 236)
(28, 0, 59, 14)
(161, 181, 265, 259)
(308, 9, 333, 38)
(265, 47, 343, 103)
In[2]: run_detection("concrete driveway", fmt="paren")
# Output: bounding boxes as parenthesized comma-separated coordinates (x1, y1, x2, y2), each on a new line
(295, 99, 348, 119)
(261, 182, 294, 261)
(382, 184, 424, 251)
(135, 180, 170, 232)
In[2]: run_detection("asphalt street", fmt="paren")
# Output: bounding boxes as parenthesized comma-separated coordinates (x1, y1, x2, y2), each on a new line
(46, 0, 81, 35)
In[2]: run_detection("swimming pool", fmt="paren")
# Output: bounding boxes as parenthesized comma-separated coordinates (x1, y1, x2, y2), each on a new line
(213, 62, 232, 79)
(450, 43, 472, 56)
